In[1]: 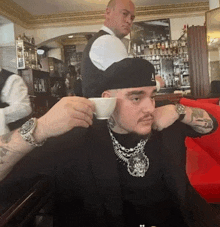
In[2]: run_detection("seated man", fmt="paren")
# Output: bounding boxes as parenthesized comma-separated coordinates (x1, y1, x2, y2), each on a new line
(0, 58, 219, 227)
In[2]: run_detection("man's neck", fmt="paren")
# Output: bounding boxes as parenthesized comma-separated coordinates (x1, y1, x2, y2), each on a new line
(107, 118, 128, 134)
(102, 24, 124, 39)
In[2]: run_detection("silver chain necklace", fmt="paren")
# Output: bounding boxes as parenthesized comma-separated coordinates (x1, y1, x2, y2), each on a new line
(108, 126, 149, 177)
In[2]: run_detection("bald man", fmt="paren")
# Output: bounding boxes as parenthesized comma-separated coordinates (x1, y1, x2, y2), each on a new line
(81, 0, 163, 98)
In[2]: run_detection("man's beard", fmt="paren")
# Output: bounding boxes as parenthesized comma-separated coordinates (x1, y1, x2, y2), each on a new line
(129, 131, 152, 141)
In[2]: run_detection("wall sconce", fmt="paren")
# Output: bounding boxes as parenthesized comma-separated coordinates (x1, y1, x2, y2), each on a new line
(37, 49, 45, 55)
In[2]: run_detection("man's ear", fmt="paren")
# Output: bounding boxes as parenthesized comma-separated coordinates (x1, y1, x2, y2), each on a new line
(105, 7, 111, 16)
(102, 90, 111, 98)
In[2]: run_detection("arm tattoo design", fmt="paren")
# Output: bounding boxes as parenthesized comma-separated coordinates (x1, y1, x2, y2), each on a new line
(190, 108, 214, 133)
(108, 116, 116, 129)
(0, 132, 14, 164)
(0, 147, 9, 164)
(190, 108, 204, 122)
(1, 131, 14, 144)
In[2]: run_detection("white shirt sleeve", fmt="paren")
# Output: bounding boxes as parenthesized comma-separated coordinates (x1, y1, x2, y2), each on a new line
(156, 80, 161, 92)
(0, 110, 9, 136)
(1, 74, 32, 124)
(89, 34, 129, 71)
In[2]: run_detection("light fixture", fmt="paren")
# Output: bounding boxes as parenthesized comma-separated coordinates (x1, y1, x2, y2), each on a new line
(68, 35, 74, 38)
(37, 49, 45, 55)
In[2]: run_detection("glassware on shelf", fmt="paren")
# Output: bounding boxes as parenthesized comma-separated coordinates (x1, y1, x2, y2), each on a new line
(133, 35, 189, 90)
(16, 37, 38, 70)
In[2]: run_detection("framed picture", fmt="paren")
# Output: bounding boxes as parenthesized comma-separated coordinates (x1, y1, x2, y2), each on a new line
(21, 69, 50, 96)
(131, 18, 171, 46)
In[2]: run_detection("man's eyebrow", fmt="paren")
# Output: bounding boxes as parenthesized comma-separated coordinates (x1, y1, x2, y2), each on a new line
(121, 9, 134, 15)
(121, 9, 129, 13)
(126, 90, 145, 97)
(121, 9, 135, 19)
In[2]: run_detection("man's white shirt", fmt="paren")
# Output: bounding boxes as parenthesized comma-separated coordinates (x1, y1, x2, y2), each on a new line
(0, 74, 32, 135)
(90, 26, 129, 71)
(89, 25, 160, 90)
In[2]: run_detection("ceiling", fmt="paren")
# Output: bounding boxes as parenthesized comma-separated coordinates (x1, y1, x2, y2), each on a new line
(0, 0, 209, 29)
(0, 0, 210, 49)
(11, 0, 207, 15)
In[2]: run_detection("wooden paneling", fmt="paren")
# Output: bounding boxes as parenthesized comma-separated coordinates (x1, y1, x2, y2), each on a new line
(187, 26, 210, 98)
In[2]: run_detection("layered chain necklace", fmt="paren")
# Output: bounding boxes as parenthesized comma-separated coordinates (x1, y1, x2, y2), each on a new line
(108, 126, 149, 177)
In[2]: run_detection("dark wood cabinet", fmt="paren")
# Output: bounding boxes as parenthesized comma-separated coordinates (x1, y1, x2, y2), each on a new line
(21, 69, 50, 96)
(20, 69, 59, 118)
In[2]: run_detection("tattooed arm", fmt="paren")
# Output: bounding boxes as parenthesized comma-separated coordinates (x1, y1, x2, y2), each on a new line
(0, 96, 95, 181)
(0, 129, 37, 181)
(153, 105, 215, 134)
(181, 106, 214, 134)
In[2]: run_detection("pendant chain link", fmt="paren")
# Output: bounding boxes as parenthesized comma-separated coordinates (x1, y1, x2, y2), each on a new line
(108, 126, 148, 162)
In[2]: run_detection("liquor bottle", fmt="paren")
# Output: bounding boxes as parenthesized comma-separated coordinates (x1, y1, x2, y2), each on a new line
(169, 41, 173, 49)
(149, 42, 154, 56)
(161, 42, 165, 56)
(165, 75, 169, 88)
(168, 74, 172, 87)
(133, 43, 137, 56)
(178, 43, 182, 56)
(173, 41, 178, 57)
(182, 25, 187, 35)
(167, 44, 171, 56)
(31, 36, 35, 45)
(161, 74, 166, 88)
(152, 42, 157, 56)
(165, 40, 169, 55)
(169, 41, 173, 57)
(165, 40, 169, 49)
(144, 45, 150, 56)
(137, 45, 141, 55)
(141, 44, 145, 55)
(157, 41, 161, 55)
(157, 41, 161, 49)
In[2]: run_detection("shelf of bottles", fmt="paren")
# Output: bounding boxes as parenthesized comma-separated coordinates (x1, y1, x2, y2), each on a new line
(131, 32, 190, 89)
(16, 34, 38, 70)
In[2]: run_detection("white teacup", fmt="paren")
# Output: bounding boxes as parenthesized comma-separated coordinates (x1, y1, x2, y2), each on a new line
(88, 97, 117, 120)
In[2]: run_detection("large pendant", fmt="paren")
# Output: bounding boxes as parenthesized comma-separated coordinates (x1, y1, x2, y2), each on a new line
(127, 153, 149, 177)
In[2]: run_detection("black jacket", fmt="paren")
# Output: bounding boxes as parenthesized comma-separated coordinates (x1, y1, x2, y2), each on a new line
(0, 119, 219, 227)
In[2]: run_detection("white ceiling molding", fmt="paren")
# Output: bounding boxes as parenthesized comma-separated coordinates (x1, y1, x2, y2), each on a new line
(0, 0, 209, 29)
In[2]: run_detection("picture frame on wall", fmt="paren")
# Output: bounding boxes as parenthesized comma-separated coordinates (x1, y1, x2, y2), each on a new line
(64, 45, 77, 66)
(131, 18, 171, 54)
(21, 69, 51, 96)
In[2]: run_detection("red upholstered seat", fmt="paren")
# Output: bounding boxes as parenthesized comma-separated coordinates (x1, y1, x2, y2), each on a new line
(180, 98, 220, 203)
(196, 98, 219, 105)
(185, 138, 220, 202)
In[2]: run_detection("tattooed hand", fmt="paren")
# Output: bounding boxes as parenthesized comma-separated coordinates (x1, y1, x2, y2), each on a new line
(189, 108, 214, 134)
(152, 105, 214, 134)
